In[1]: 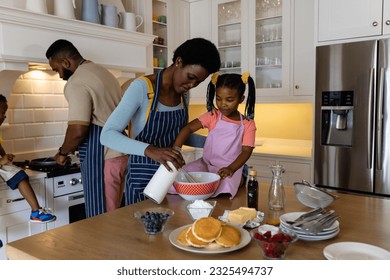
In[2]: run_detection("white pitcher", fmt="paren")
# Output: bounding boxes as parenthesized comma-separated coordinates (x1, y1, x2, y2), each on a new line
(53, 0, 76, 19)
(25, 0, 48, 14)
(120, 12, 143, 31)
(101, 4, 121, 28)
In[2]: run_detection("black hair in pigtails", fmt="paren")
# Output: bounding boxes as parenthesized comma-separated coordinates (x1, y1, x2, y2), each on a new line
(244, 76, 256, 120)
(206, 80, 217, 113)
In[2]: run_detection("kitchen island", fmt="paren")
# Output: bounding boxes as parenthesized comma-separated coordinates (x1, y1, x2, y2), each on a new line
(6, 183, 390, 260)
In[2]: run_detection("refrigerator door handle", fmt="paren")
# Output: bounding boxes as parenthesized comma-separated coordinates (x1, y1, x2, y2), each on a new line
(368, 68, 375, 169)
(376, 67, 385, 170)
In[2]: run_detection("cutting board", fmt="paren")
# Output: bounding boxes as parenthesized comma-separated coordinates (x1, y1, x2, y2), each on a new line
(100, 0, 126, 13)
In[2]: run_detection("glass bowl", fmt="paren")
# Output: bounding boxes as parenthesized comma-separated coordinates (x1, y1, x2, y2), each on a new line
(251, 228, 298, 260)
(186, 200, 217, 220)
(134, 207, 174, 235)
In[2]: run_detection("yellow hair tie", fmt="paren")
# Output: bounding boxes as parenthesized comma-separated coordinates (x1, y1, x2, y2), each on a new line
(211, 72, 220, 86)
(241, 72, 250, 84)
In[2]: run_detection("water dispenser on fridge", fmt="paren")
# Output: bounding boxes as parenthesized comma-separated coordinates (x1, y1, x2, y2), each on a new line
(320, 91, 354, 147)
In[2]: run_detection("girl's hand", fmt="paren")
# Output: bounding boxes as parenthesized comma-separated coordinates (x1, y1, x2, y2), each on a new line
(218, 167, 234, 179)
(144, 145, 185, 171)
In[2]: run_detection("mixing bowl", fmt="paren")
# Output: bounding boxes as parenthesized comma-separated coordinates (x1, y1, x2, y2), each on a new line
(173, 172, 220, 201)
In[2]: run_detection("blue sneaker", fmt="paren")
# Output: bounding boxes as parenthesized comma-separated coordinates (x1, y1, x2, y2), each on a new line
(30, 208, 56, 223)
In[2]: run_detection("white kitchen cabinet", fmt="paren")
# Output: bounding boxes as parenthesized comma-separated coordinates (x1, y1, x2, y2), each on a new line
(291, 0, 315, 97)
(188, 0, 315, 104)
(247, 154, 312, 186)
(317, 0, 390, 42)
(0, 178, 46, 260)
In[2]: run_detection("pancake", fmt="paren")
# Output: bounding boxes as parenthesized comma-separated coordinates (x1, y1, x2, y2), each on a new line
(185, 226, 209, 247)
(215, 224, 241, 247)
(176, 226, 191, 247)
(192, 217, 222, 242)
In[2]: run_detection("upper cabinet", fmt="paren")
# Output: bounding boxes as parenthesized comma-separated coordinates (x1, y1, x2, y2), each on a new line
(189, 0, 315, 104)
(317, 0, 390, 42)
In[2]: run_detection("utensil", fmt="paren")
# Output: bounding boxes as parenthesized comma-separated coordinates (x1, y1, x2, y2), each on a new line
(293, 180, 339, 208)
(286, 207, 324, 224)
(179, 168, 197, 183)
(101, 4, 121, 27)
(120, 12, 143, 31)
(25, 0, 48, 14)
(53, 0, 76, 19)
(299, 210, 338, 234)
(82, 0, 101, 24)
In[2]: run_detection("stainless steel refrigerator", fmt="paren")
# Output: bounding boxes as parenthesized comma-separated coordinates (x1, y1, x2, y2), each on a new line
(315, 40, 390, 196)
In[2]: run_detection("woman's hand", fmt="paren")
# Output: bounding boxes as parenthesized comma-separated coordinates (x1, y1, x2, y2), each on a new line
(217, 167, 235, 179)
(144, 145, 185, 171)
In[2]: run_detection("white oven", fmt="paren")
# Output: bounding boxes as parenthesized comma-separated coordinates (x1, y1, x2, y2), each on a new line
(45, 172, 85, 230)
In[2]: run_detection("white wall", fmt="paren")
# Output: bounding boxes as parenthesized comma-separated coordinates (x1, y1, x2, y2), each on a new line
(1, 70, 68, 160)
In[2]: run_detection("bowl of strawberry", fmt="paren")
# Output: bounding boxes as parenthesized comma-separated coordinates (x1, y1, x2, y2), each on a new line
(251, 229, 298, 260)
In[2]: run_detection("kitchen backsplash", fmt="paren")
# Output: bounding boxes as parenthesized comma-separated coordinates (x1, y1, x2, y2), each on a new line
(189, 103, 313, 141)
(1, 70, 67, 160)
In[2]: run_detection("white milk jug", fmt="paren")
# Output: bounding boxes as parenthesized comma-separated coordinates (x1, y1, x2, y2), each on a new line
(120, 12, 143, 31)
(25, 0, 48, 14)
(143, 161, 178, 204)
(54, 0, 76, 19)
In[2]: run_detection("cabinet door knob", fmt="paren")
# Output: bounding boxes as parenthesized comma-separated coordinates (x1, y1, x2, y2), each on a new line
(295, 85, 299, 89)
(386, 20, 390, 25)
(372, 21, 378, 27)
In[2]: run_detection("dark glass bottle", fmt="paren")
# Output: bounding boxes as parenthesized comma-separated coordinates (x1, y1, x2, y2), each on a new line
(247, 169, 259, 210)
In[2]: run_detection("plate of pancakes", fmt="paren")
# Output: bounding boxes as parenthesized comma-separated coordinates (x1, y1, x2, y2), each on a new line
(169, 217, 251, 254)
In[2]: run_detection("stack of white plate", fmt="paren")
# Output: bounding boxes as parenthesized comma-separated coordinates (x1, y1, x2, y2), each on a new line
(279, 212, 340, 241)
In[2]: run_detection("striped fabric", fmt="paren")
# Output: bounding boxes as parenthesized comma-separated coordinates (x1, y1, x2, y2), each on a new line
(125, 70, 188, 205)
(79, 124, 105, 218)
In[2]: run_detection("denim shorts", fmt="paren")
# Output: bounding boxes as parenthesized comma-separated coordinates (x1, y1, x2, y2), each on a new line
(7, 170, 29, 190)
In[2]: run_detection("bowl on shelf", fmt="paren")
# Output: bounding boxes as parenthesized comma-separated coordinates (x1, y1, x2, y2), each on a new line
(251, 228, 298, 260)
(173, 172, 220, 201)
(134, 207, 174, 235)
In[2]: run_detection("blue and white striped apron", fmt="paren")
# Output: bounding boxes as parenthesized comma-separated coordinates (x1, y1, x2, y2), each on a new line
(125, 70, 188, 205)
(79, 124, 105, 217)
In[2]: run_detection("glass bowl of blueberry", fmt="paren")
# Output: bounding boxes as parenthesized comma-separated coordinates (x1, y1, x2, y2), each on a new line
(134, 207, 174, 234)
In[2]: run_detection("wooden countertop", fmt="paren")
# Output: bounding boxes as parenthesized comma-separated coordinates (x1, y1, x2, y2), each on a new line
(6, 184, 390, 260)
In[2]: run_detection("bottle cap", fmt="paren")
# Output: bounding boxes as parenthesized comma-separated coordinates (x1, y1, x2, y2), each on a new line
(249, 169, 257, 176)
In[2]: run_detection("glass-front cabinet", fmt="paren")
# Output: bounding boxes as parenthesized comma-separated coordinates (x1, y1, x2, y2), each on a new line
(254, 0, 283, 89)
(212, 0, 290, 98)
(213, 0, 246, 75)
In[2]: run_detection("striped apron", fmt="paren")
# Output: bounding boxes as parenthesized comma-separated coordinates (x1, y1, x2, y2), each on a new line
(79, 124, 105, 218)
(125, 70, 188, 205)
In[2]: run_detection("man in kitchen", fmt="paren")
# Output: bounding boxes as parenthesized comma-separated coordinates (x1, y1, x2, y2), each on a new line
(45, 39, 128, 217)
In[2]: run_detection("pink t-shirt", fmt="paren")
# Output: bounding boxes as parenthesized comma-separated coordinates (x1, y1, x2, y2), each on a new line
(198, 110, 257, 147)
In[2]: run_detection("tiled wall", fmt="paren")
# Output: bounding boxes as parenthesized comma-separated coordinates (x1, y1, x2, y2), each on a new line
(1, 70, 68, 160)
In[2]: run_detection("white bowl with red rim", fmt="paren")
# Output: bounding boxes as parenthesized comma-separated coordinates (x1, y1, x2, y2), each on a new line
(173, 172, 220, 201)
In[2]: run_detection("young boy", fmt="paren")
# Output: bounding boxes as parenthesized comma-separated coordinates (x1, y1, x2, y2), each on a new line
(0, 94, 56, 222)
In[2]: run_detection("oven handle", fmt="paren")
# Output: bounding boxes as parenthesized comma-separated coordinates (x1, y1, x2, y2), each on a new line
(68, 194, 84, 201)
(6, 197, 25, 203)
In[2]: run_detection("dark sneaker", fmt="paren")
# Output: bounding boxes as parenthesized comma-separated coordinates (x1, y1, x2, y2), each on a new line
(30, 208, 56, 223)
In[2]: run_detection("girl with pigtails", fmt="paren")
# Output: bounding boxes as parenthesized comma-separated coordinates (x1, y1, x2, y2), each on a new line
(170, 72, 257, 199)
